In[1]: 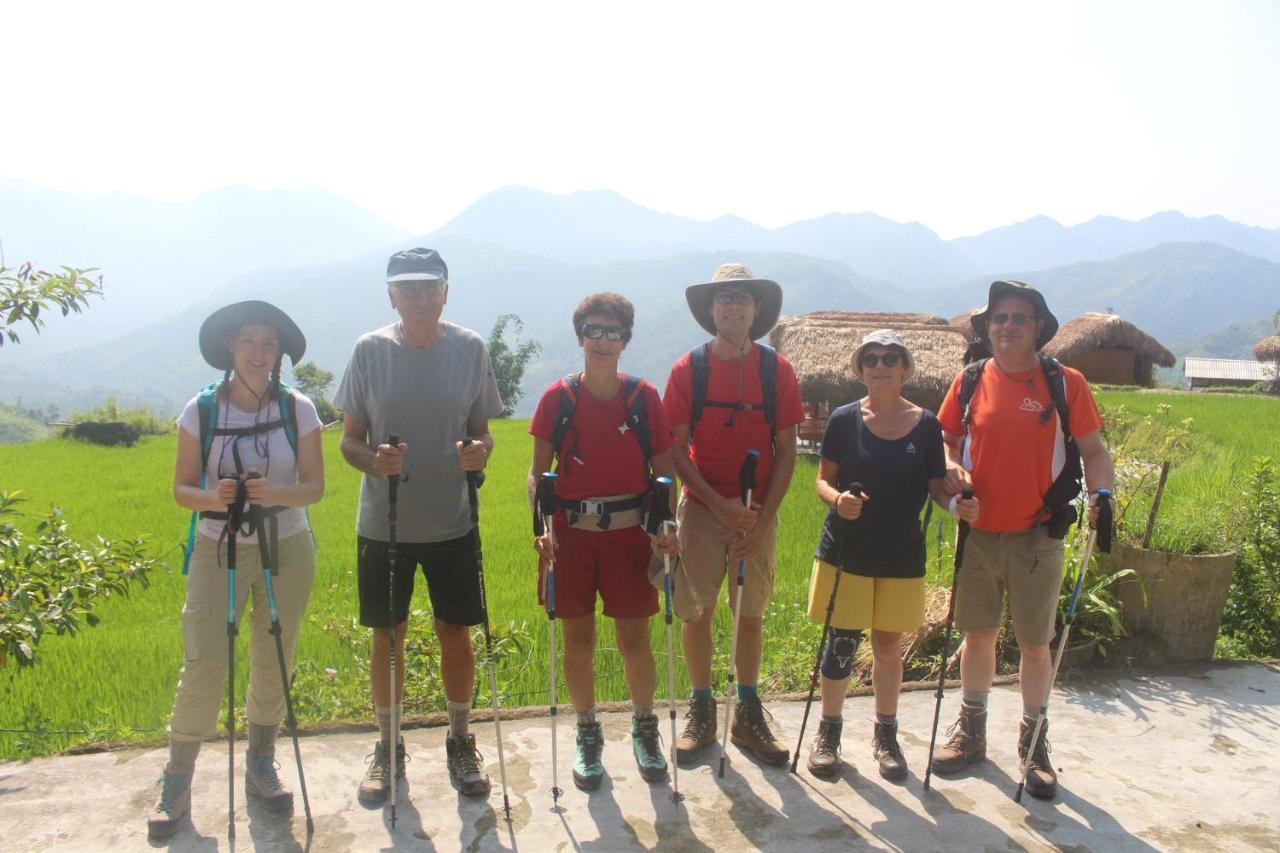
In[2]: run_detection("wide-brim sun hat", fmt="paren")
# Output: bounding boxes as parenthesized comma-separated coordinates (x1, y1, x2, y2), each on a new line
(971, 280, 1059, 349)
(852, 329, 915, 382)
(685, 262, 783, 341)
(199, 300, 306, 371)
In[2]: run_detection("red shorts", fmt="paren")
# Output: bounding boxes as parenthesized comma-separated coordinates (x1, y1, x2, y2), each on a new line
(537, 513, 659, 620)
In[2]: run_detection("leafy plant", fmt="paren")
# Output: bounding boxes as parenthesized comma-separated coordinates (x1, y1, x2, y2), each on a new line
(1, 263, 101, 346)
(487, 314, 541, 417)
(0, 491, 159, 666)
(1057, 540, 1141, 656)
(1219, 457, 1280, 656)
(69, 396, 172, 435)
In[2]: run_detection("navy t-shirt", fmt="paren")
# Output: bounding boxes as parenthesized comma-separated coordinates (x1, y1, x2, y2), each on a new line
(814, 401, 946, 578)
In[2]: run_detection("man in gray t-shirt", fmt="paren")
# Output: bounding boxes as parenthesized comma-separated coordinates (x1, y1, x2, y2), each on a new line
(334, 247, 504, 805)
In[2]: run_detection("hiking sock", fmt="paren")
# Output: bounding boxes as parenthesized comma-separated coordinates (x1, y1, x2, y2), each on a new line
(691, 687, 713, 701)
(736, 684, 759, 703)
(577, 707, 597, 726)
(961, 690, 989, 713)
(875, 713, 897, 727)
(821, 713, 842, 724)
(1023, 705, 1042, 724)
(376, 705, 395, 745)
(247, 722, 278, 755)
(168, 739, 201, 772)
(447, 700, 472, 739)
(632, 703, 654, 719)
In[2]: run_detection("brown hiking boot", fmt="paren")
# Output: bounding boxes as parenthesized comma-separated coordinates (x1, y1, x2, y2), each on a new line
(245, 750, 294, 813)
(1019, 717, 1058, 799)
(731, 696, 790, 766)
(446, 734, 492, 797)
(872, 721, 908, 782)
(146, 764, 192, 839)
(806, 718, 843, 778)
(675, 695, 716, 761)
(357, 738, 407, 804)
(929, 704, 987, 775)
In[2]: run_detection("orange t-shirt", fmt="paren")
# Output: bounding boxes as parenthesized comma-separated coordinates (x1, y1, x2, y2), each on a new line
(936, 362, 1103, 533)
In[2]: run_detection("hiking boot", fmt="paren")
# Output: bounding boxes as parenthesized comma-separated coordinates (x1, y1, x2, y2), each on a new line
(357, 738, 407, 804)
(731, 696, 790, 766)
(1019, 717, 1058, 799)
(631, 714, 668, 783)
(446, 733, 492, 797)
(872, 721, 908, 782)
(929, 704, 987, 775)
(675, 695, 717, 761)
(245, 751, 294, 813)
(573, 721, 605, 791)
(806, 718, 843, 778)
(146, 764, 192, 839)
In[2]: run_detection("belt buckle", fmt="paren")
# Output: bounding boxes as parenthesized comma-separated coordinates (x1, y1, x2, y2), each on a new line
(581, 499, 605, 516)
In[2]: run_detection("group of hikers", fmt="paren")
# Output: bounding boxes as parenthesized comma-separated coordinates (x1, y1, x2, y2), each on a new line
(147, 247, 1114, 839)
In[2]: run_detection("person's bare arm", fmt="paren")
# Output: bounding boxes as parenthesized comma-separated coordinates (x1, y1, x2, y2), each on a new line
(1077, 428, 1115, 527)
(340, 411, 403, 478)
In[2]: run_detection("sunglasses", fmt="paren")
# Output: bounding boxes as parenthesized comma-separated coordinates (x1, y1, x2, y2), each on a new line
(989, 312, 1036, 326)
(581, 323, 627, 342)
(714, 290, 756, 306)
(392, 281, 445, 298)
(859, 352, 902, 368)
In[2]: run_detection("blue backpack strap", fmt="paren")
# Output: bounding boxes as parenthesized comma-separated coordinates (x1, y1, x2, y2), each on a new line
(756, 343, 778, 449)
(276, 381, 300, 455)
(183, 380, 223, 575)
(689, 343, 711, 431)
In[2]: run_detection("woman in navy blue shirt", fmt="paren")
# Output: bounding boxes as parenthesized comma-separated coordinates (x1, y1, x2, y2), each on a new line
(802, 330, 978, 780)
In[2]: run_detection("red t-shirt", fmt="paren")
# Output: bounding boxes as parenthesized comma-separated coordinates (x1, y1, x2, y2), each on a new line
(936, 362, 1104, 533)
(662, 343, 805, 504)
(529, 375, 674, 501)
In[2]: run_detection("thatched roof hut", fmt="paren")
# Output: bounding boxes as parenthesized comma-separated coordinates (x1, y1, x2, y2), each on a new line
(1254, 335, 1280, 363)
(949, 310, 977, 332)
(769, 312, 969, 414)
(1042, 312, 1174, 387)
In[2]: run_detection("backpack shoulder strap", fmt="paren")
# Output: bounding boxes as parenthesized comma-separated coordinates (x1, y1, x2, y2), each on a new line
(1038, 355, 1073, 441)
(959, 358, 989, 432)
(195, 380, 222, 474)
(689, 343, 711, 431)
(756, 343, 778, 443)
(550, 373, 581, 462)
(276, 382, 300, 455)
(621, 374, 654, 463)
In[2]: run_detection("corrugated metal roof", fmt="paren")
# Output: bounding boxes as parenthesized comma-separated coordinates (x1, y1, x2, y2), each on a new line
(1184, 357, 1266, 382)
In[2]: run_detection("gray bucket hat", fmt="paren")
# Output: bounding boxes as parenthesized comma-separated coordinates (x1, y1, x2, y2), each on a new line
(971, 280, 1059, 349)
(199, 300, 306, 371)
(852, 329, 915, 380)
(685, 262, 783, 340)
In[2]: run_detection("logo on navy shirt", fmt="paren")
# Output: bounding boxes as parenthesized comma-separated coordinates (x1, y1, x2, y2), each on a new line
(905, 442, 917, 454)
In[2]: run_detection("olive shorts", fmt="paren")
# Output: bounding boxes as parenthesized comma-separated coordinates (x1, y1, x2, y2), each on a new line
(954, 526, 1065, 647)
(674, 497, 777, 621)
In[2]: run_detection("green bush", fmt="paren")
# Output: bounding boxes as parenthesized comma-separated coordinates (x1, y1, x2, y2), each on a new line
(69, 397, 173, 436)
(1219, 457, 1280, 656)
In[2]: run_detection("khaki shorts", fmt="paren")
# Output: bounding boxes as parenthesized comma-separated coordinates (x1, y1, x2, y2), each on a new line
(674, 497, 777, 621)
(954, 526, 1064, 647)
(806, 560, 926, 633)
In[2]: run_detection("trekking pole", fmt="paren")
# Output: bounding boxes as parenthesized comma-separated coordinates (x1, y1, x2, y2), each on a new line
(462, 438, 511, 821)
(1014, 490, 1112, 803)
(790, 482, 865, 774)
(224, 479, 247, 843)
(535, 472, 564, 806)
(386, 434, 403, 828)
(719, 450, 760, 779)
(257, 512, 314, 833)
(924, 488, 974, 792)
(644, 477, 681, 802)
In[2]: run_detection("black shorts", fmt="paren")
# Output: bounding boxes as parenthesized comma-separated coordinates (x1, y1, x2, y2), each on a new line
(357, 529, 484, 628)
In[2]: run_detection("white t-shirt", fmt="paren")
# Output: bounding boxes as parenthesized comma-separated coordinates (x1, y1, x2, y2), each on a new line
(177, 392, 322, 543)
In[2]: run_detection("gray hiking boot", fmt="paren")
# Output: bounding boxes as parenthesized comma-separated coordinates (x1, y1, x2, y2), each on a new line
(1019, 717, 1058, 799)
(146, 764, 192, 839)
(872, 721, 908, 781)
(806, 718, 843, 778)
(675, 695, 717, 761)
(929, 703, 987, 775)
(446, 733, 492, 797)
(245, 750, 294, 813)
(358, 738, 407, 804)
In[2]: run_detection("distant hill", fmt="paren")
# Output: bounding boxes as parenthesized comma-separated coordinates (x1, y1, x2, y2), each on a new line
(0, 402, 49, 445)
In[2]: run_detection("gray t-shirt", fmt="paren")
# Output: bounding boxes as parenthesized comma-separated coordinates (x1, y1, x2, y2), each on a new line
(334, 321, 504, 543)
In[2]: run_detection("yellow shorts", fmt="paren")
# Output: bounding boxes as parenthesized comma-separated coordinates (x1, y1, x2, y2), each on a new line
(805, 560, 926, 633)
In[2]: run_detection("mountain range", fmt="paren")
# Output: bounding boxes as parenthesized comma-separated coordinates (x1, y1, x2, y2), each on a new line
(1, 182, 1277, 418)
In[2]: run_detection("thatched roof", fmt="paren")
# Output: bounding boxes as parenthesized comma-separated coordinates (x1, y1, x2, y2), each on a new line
(1041, 312, 1175, 367)
(949, 310, 977, 332)
(769, 312, 969, 412)
(1254, 335, 1280, 362)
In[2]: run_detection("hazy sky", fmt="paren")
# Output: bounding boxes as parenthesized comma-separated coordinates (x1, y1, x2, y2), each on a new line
(5, 1, 1278, 238)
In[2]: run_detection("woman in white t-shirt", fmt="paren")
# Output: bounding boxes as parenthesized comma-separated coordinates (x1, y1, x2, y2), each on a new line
(148, 300, 324, 839)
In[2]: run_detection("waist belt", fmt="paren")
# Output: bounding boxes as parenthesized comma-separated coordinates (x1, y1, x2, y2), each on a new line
(202, 504, 287, 524)
(556, 494, 643, 531)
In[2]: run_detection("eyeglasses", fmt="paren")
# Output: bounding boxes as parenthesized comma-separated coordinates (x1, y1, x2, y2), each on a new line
(989, 312, 1035, 326)
(714, 290, 755, 306)
(393, 281, 445, 298)
(581, 323, 627, 341)
(859, 352, 902, 369)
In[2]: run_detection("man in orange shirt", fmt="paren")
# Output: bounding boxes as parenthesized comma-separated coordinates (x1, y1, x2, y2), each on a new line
(931, 281, 1114, 799)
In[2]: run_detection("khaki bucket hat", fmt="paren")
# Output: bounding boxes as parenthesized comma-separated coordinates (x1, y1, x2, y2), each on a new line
(685, 262, 783, 340)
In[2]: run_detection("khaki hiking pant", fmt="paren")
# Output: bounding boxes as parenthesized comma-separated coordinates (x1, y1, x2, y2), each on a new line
(169, 531, 316, 742)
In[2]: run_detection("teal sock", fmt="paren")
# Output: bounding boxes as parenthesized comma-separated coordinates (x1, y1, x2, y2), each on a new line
(691, 687, 713, 701)
(736, 684, 758, 702)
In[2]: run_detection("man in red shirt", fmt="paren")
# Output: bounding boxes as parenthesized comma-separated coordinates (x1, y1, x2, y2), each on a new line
(528, 292, 679, 791)
(931, 281, 1114, 799)
(662, 263, 806, 767)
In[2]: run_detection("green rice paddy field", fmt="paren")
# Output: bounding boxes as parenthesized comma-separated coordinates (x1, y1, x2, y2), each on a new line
(2, 390, 1277, 758)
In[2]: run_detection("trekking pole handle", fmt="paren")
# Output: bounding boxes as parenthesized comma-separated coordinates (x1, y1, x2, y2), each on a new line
(645, 476, 674, 534)
(461, 437, 486, 489)
(1095, 488, 1113, 553)
(738, 450, 760, 503)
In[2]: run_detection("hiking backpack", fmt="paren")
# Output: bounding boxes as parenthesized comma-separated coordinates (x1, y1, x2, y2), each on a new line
(549, 373, 655, 474)
(180, 379, 304, 573)
(689, 341, 779, 449)
(957, 355, 1083, 536)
